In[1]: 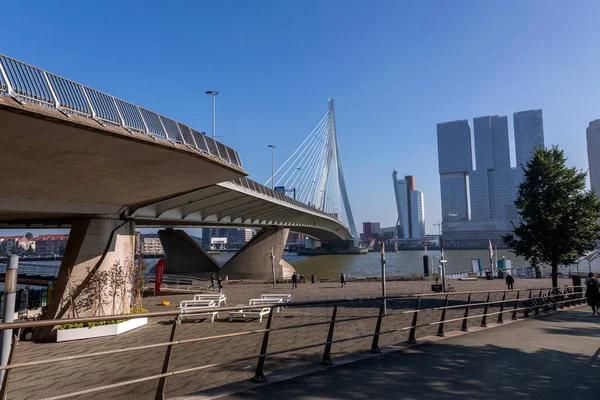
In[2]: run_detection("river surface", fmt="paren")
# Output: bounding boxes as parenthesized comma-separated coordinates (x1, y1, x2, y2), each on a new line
(7, 249, 600, 281)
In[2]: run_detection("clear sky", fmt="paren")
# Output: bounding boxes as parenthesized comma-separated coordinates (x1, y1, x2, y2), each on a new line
(2, 0, 600, 237)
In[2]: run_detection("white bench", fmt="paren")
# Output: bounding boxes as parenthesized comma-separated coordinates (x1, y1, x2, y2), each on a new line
(228, 307, 271, 322)
(260, 294, 291, 310)
(249, 298, 284, 313)
(193, 294, 227, 306)
(178, 299, 215, 309)
(178, 302, 219, 323)
(260, 294, 292, 303)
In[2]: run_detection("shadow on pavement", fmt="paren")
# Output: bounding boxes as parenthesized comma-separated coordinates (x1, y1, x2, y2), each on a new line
(221, 310, 599, 400)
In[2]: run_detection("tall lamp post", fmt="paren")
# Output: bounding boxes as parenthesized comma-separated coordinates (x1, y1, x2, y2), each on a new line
(268, 145, 276, 189)
(205, 90, 219, 140)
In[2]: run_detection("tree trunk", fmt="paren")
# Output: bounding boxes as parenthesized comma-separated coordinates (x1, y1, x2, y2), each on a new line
(551, 262, 558, 288)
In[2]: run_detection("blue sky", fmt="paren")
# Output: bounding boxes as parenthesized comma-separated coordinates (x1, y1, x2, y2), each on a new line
(2, 0, 600, 236)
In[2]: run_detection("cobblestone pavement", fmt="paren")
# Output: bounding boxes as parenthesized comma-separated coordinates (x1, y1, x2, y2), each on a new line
(6, 278, 574, 399)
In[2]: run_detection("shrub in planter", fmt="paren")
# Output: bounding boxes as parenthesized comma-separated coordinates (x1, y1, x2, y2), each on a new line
(59, 308, 148, 330)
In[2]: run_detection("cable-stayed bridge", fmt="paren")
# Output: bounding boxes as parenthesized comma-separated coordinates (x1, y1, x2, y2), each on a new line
(0, 54, 361, 317)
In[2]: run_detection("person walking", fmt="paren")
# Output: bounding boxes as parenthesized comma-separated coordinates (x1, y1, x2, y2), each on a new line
(209, 273, 217, 290)
(340, 272, 346, 288)
(217, 277, 224, 294)
(505, 273, 515, 290)
(584, 272, 600, 315)
(291, 272, 298, 289)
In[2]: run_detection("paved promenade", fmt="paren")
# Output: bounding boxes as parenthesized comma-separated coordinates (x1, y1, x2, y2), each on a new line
(5, 279, 581, 399)
(209, 308, 600, 400)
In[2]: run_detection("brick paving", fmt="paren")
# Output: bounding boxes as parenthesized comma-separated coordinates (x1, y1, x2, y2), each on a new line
(6, 277, 573, 399)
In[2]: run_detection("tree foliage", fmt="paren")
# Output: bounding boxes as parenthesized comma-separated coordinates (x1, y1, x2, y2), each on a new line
(503, 146, 600, 287)
(25, 232, 33, 240)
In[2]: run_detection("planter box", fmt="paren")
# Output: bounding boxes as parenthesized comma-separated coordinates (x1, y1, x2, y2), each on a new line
(56, 317, 148, 342)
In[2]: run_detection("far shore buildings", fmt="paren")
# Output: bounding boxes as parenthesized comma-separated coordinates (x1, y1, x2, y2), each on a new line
(437, 109, 545, 248)
(34, 234, 69, 255)
(392, 171, 425, 239)
(586, 120, 600, 198)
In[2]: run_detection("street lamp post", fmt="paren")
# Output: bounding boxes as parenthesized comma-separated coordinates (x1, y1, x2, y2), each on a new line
(205, 91, 219, 140)
(268, 145, 276, 189)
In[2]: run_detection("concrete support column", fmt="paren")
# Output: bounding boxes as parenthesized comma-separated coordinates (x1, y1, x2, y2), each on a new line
(158, 229, 220, 278)
(34, 218, 135, 341)
(220, 227, 292, 280)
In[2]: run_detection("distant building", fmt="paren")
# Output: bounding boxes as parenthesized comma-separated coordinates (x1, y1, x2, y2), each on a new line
(392, 171, 425, 238)
(0, 236, 34, 255)
(587, 120, 600, 199)
(201, 228, 253, 250)
(362, 222, 381, 240)
(514, 109, 545, 184)
(138, 233, 164, 255)
(470, 115, 515, 223)
(410, 190, 425, 238)
(436, 120, 472, 223)
(35, 234, 69, 255)
(437, 110, 545, 247)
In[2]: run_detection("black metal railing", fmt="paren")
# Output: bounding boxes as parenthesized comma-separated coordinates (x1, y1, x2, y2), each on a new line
(0, 285, 586, 399)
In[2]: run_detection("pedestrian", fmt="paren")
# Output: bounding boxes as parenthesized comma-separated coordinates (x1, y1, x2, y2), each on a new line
(340, 272, 346, 288)
(584, 272, 600, 315)
(217, 277, 224, 294)
(291, 272, 298, 289)
(505, 273, 515, 290)
(209, 273, 217, 290)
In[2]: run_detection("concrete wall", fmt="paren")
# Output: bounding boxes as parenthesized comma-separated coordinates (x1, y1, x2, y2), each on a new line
(158, 229, 220, 278)
(35, 218, 135, 341)
(220, 227, 291, 280)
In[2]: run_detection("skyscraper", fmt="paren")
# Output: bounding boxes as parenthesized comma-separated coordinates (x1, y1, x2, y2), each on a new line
(469, 115, 514, 222)
(392, 171, 425, 238)
(586, 120, 600, 198)
(410, 190, 425, 238)
(436, 120, 472, 223)
(514, 110, 544, 182)
(437, 110, 545, 248)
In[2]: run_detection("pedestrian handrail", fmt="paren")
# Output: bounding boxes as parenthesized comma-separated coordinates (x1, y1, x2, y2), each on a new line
(145, 273, 209, 290)
(0, 54, 243, 170)
(0, 285, 586, 399)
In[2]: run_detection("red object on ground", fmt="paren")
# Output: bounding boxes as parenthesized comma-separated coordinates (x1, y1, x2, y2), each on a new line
(155, 259, 165, 293)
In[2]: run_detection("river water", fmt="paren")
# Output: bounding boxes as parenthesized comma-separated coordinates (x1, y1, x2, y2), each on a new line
(8, 249, 600, 282)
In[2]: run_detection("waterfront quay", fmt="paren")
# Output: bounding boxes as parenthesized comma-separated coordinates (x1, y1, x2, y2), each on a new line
(8, 277, 573, 399)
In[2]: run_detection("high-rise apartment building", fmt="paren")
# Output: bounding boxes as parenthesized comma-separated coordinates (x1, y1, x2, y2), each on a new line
(470, 115, 515, 222)
(362, 222, 381, 240)
(514, 110, 545, 182)
(437, 109, 545, 248)
(410, 190, 425, 238)
(436, 120, 472, 222)
(392, 171, 425, 238)
(586, 120, 600, 198)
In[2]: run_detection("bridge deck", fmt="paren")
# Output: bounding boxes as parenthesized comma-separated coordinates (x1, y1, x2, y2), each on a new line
(210, 308, 599, 400)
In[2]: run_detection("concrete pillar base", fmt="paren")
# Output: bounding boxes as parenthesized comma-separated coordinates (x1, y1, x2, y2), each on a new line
(158, 229, 220, 278)
(220, 227, 292, 280)
(34, 218, 135, 342)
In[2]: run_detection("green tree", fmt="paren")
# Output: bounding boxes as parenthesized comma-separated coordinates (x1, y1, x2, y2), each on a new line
(503, 146, 600, 288)
(25, 232, 33, 240)
(27, 246, 34, 255)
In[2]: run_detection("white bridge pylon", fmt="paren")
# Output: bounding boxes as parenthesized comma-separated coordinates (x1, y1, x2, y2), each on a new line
(265, 99, 359, 247)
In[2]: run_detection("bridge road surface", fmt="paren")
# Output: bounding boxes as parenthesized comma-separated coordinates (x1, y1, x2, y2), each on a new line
(200, 308, 600, 400)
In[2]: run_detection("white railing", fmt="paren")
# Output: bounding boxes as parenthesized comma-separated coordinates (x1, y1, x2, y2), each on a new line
(0, 54, 243, 170)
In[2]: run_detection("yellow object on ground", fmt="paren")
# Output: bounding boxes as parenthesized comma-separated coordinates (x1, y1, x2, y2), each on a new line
(159, 301, 170, 306)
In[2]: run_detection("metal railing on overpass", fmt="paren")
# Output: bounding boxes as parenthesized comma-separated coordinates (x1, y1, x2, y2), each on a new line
(0, 54, 243, 170)
(0, 285, 586, 399)
(231, 177, 343, 221)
